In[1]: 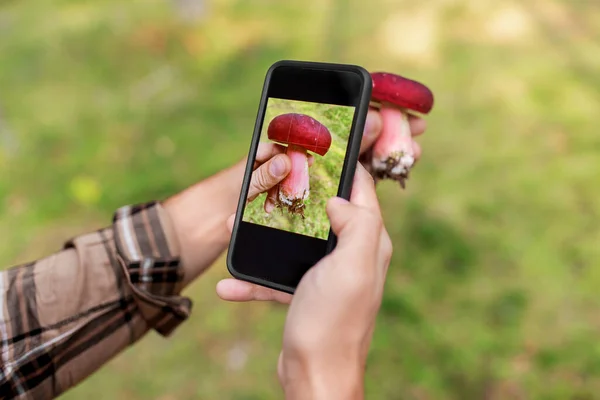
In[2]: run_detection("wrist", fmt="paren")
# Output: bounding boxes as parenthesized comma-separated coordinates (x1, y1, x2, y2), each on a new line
(163, 160, 246, 287)
(280, 351, 364, 400)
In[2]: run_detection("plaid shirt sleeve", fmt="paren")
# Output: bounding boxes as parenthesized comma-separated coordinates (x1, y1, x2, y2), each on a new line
(0, 201, 192, 400)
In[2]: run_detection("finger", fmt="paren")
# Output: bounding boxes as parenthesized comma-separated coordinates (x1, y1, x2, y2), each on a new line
(216, 279, 293, 304)
(326, 197, 357, 235)
(254, 143, 287, 168)
(256, 144, 311, 165)
(226, 213, 235, 233)
(325, 197, 379, 261)
(349, 163, 380, 211)
(264, 186, 278, 213)
(247, 154, 291, 201)
(408, 115, 426, 137)
(365, 108, 425, 134)
(412, 140, 422, 161)
(360, 110, 383, 154)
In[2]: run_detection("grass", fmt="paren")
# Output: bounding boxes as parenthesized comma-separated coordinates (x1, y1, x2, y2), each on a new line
(242, 98, 354, 239)
(1, 0, 600, 398)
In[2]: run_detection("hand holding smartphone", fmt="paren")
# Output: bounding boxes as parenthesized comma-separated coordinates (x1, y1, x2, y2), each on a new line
(227, 60, 373, 294)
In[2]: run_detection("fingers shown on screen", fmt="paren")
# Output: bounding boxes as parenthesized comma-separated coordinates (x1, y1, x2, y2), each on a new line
(254, 143, 287, 168)
(247, 154, 291, 201)
(254, 143, 315, 168)
(264, 186, 278, 213)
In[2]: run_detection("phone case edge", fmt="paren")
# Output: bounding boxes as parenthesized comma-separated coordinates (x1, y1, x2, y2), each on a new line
(226, 60, 373, 294)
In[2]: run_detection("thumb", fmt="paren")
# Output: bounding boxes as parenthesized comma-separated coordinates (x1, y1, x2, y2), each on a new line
(247, 154, 291, 201)
(327, 195, 381, 247)
(325, 196, 381, 269)
(326, 197, 358, 239)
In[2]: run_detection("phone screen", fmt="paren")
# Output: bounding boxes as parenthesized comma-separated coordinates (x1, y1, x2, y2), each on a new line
(228, 62, 371, 292)
(242, 98, 355, 239)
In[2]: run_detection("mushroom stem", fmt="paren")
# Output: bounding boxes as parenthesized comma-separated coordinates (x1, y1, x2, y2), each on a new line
(370, 101, 414, 188)
(277, 145, 310, 216)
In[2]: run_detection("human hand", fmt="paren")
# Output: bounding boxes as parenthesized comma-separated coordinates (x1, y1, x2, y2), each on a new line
(216, 108, 425, 301)
(219, 164, 391, 399)
(163, 109, 424, 291)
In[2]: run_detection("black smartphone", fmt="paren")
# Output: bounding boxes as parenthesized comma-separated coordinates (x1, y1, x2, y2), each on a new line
(226, 60, 372, 294)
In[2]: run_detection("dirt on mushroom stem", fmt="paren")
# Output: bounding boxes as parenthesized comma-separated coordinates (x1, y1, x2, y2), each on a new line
(371, 150, 411, 189)
(274, 187, 307, 219)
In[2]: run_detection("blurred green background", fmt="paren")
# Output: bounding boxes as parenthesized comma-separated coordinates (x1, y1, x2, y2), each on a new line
(1, 0, 599, 398)
(244, 99, 353, 239)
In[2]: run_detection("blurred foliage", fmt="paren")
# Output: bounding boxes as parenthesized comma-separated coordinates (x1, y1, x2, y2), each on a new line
(243, 99, 353, 239)
(1, 0, 600, 398)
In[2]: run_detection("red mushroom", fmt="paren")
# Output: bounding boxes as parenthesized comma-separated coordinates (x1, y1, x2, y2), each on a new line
(267, 113, 332, 217)
(368, 72, 434, 188)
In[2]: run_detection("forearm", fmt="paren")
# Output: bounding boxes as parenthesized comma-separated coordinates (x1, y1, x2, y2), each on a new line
(164, 159, 246, 287)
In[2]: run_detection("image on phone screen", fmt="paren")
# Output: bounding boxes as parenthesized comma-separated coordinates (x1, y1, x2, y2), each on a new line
(242, 98, 355, 240)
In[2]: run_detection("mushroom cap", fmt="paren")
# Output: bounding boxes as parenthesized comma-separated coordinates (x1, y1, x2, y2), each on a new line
(267, 113, 332, 156)
(371, 72, 434, 114)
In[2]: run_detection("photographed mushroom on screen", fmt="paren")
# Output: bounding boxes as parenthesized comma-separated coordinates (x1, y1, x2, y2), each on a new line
(267, 112, 332, 218)
(366, 72, 434, 188)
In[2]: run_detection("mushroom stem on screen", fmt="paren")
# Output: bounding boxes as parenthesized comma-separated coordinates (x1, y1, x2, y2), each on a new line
(279, 145, 310, 207)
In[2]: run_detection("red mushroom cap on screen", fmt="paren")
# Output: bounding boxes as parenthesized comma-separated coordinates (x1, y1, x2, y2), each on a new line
(267, 113, 332, 156)
(371, 72, 434, 114)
